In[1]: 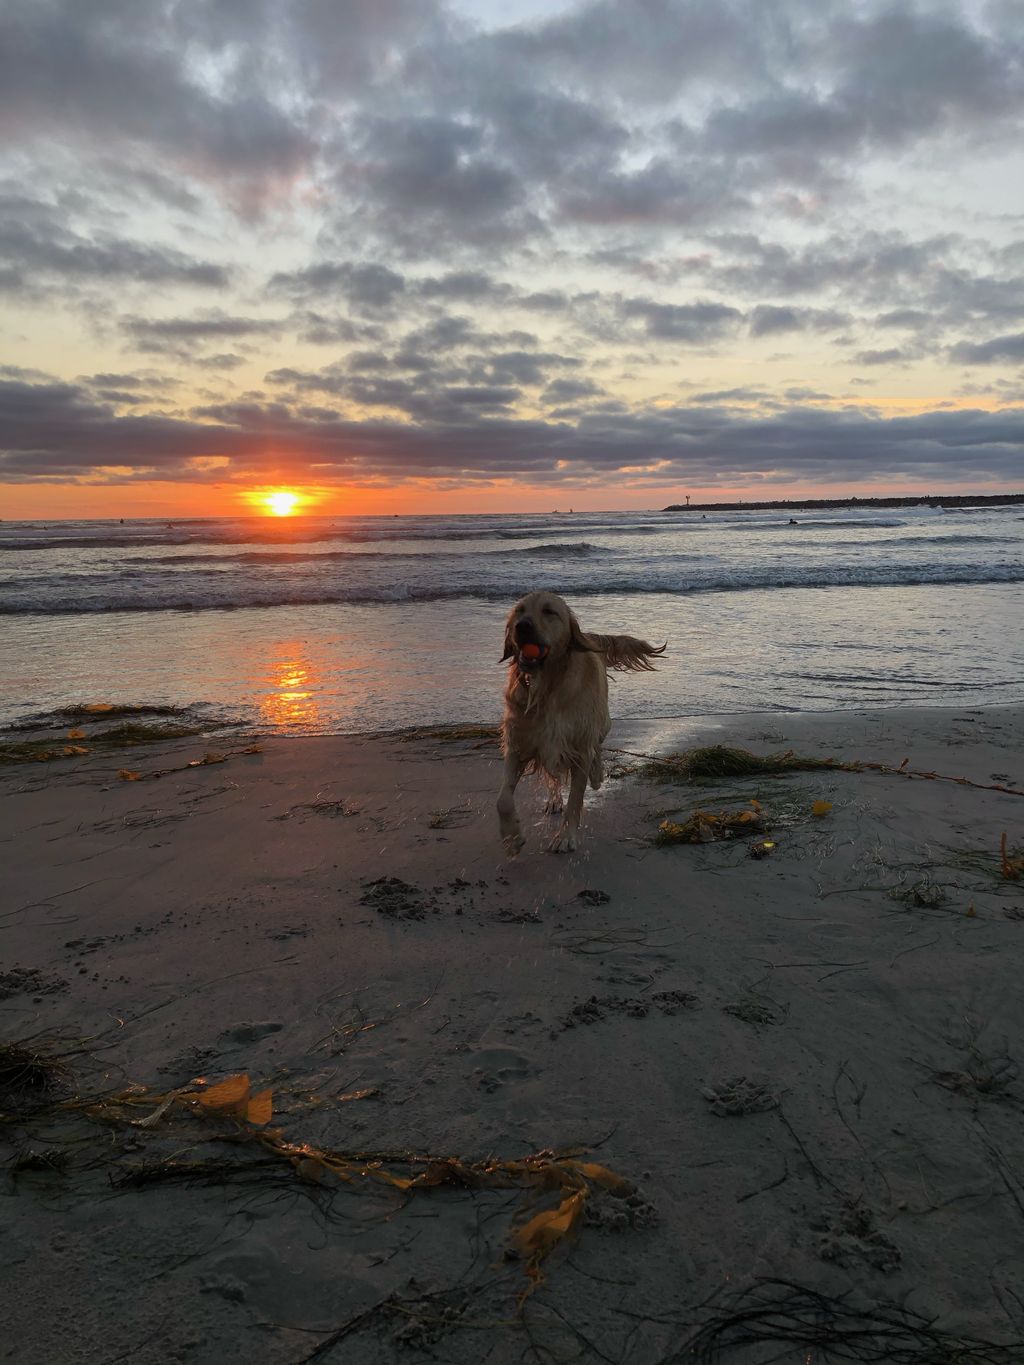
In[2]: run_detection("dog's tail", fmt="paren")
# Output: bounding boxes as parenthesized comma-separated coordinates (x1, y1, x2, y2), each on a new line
(577, 631, 667, 672)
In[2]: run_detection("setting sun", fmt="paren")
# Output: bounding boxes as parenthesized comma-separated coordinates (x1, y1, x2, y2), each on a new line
(240, 487, 328, 517)
(265, 490, 299, 516)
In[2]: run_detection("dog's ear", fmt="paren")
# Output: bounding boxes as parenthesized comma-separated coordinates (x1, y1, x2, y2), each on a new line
(499, 618, 516, 662)
(568, 610, 598, 653)
(585, 632, 667, 672)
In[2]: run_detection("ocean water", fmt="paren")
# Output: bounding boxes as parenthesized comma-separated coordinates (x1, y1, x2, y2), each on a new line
(1, 504, 1022, 732)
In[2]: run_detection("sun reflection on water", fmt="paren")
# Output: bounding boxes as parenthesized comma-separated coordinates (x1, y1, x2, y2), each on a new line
(259, 648, 321, 729)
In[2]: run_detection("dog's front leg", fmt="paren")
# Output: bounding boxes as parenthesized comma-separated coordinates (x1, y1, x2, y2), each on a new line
(497, 753, 525, 855)
(542, 773, 564, 815)
(546, 765, 587, 853)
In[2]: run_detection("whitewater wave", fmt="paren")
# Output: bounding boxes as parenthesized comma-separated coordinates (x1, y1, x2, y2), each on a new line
(736, 517, 906, 530)
(4, 562, 1023, 615)
(135, 540, 608, 566)
(0, 523, 669, 552)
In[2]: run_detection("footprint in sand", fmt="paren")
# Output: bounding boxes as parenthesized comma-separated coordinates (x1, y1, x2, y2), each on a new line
(470, 1046, 536, 1093)
(501, 1011, 544, 1037)
(701, 1076, 780, 1116)
(219, 1020, 284, 1046)
(812, 1202, 901, 1272)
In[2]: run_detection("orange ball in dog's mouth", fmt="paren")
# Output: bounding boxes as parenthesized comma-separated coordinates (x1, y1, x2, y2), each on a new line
(519, 642, 548, 663)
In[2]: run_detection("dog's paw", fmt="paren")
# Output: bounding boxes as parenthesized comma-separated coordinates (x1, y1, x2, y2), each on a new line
(545, 827, 578, 854)
(503, 829, 526, 857)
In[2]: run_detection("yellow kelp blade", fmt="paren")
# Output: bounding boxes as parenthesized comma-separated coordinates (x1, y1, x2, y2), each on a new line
(192, 1073, 251, 1117)
(564, 1160, 634, 1194)
(514, 1189, 585, 1263)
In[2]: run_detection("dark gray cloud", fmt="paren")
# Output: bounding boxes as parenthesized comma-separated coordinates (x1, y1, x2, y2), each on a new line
(950, 332, 1024, 365)
(749, 304, 848, 336)
(623, 298, 743, 343)
(342, 112, 533, 249)
(854, 347, 910, 366)
(876, 309, 930, 330)
(121, 311, 286, 357)
(0, 190, 229, 294)
(264, 334, 585, 415)
(541, 376, 603, 404)
(494, 0, 766, 104)
(292, 312, 387, 346)
(558, 157, 745, 228)
(692, 386, 772, 405)
(5, 371, 1021, 488)
(417, 270, 508, 302)
(269, 260, 406, 311)
(712, 230, 953, 300)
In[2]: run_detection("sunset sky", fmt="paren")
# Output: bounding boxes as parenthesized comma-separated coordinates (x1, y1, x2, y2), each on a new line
(2, 0, 1023, 518)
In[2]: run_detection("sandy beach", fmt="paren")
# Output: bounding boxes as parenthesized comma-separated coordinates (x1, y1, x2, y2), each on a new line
(3, 705, 1024, 1364)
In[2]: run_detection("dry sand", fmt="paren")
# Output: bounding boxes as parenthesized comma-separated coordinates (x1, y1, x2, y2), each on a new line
(2, 705, 1024, 1363)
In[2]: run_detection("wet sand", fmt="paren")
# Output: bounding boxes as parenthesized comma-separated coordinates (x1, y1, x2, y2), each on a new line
(3, 706, 1024, 1363)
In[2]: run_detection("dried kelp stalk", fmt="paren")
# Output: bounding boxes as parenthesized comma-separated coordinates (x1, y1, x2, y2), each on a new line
(396, 724, 500, 746)
(610, 744, 1024, 798)
(27, 1070, 641, 1298)
(0, 1039, 70, 1112)
(665, 1277, 1024, 1363)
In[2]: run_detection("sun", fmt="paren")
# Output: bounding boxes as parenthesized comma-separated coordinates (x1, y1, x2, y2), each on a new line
(241, 486, 322, 517)
(265, 490, 299, 517)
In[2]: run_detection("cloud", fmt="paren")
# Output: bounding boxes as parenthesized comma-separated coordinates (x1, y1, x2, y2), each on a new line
(4, 372, 1022, 490)
(0, 190, 229, 294)
(749, 304, 848, 336)
(540, 377, 604, 405)
(854, 347, 910, 366)
(0, 2, 321, 207)
(121, 311, 286, 357)
(557, 157, 746, 228)
(342, 112, 531, 249)
(622, 298, 742, 343)
(416, 270, 508, 302)
(712, 229, 953, 300)
(950, 332, 1024, 364)
(269, 260, 407, 311)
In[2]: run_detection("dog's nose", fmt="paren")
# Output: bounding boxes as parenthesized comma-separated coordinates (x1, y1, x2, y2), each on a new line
(514, 616, 536, 644)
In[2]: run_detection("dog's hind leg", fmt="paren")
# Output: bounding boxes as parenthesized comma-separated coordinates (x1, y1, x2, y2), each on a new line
(497, 753, 526, 855)
(543, 772, 564, 815)
(546, 765, 587, 854)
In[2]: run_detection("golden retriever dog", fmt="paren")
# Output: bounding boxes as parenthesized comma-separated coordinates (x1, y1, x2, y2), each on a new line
(497, 591, 665, 854)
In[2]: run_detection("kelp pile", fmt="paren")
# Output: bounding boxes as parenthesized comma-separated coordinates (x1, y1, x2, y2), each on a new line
(640, 745, 841, 783)
(656, 802, 768, 846)
(2, 1057, 641, 1300)
(654, 796, 835, 847)
(611, 742, 1024, 799)
(0, 702, 204, 766)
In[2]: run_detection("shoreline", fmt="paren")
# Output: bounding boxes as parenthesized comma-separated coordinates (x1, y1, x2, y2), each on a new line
(3, 705, 1024, 1362)
(7, 694, 1024, 746)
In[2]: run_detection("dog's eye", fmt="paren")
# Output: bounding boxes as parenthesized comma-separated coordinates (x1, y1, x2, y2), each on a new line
(542, 606, 556, 615)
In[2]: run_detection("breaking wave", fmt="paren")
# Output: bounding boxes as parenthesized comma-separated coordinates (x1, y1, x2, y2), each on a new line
(4, 560, 1023, 615)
